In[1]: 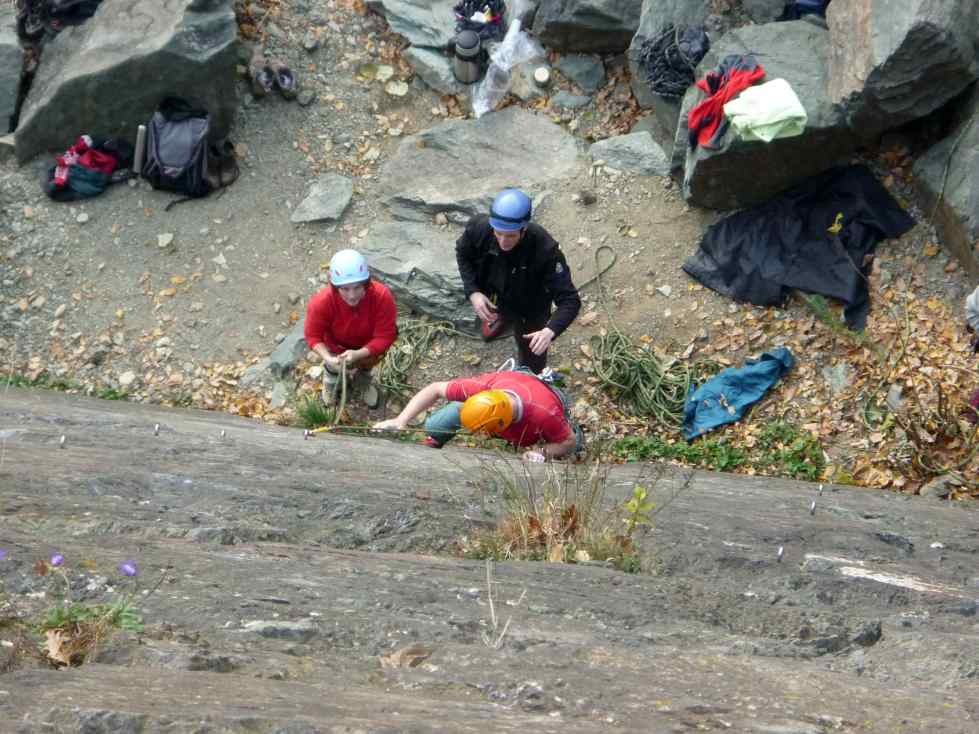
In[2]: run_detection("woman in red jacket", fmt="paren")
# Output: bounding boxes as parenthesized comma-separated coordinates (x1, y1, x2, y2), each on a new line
(304, 249, 397, 408)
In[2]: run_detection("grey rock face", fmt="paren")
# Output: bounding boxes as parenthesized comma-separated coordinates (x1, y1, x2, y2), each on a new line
(826, 0, 979, 140)
(367, 0, 456, 48)
(379, 106, 583, 223)
(533, 0, 642, 53)
(627, 0, 711, 108)
(742, 0, 786, 23)
(405, 46, 468, 96)
(358, 222, 473, 330)
(243, 619, 319, 642)
(15, 0, 239, 163)
(680, 21, 855, 210)
(590, 131, 670, 176)
(291, 173, 354, 224)
(630, 103, 680, 165)
(0, 10, 20, 134)
(551, 90, 591, 110)
(268, 322, 309, 377)
(913, 87, 979, 280)
(556, 54, 606, 93)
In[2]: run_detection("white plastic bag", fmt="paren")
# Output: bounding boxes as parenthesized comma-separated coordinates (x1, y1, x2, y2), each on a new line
(471, 18, 545, 118)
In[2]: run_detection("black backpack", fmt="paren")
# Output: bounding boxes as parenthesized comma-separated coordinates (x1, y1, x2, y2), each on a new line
(141, 97, 211, 199)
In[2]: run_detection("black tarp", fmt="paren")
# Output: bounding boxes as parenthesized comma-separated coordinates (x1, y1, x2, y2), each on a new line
(682, 165, 914, 330)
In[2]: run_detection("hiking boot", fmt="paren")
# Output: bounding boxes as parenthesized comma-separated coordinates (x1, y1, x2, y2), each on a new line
(361, 380, 380, 409)
(321, 370, 340, 406)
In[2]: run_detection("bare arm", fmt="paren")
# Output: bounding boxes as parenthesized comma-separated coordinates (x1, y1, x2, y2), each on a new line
(374, 381, 449, 430)
(524, 432, 577, 462)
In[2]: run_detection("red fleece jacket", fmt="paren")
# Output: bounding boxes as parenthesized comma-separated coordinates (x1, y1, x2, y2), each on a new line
(304, 281, 398, 357)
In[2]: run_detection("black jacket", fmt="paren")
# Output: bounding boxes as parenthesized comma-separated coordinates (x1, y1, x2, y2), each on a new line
(456, 215, 581, 337)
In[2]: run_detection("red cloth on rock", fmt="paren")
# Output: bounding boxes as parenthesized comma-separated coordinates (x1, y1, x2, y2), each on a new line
(445, 371, 572, 447)
(688, 56, 765, 150)
(304, 280, 397, 359)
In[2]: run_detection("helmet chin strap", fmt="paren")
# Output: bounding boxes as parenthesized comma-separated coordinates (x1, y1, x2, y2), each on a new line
(503, 390, 523, 422)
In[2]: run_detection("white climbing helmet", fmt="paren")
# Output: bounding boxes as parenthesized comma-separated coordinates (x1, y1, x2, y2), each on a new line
(329, 249, 370, 286)
(967, 285, 979, 331)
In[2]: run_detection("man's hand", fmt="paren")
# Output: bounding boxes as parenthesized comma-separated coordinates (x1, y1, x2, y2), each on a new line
(339, 348, 367, 367)
(522, 450, 546, 463)
(469, 292, 498, 323)
(373, 418, 405, 431)
(523, 327, 555, 356)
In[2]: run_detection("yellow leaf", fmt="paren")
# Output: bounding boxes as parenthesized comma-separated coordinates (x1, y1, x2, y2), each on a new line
(45, 629, 72, 667)
(158, 288, 176, 298)
(378, 642, 431, 669)
(170, 276, 186, 286)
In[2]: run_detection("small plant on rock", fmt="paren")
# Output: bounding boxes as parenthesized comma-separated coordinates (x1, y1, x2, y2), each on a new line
(27, 553, 166, 668)
(460, 456, 675, 573)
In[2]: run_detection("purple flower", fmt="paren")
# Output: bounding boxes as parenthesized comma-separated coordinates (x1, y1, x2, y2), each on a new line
(119, 561, 138, 578)
(50, 553, 65, 567)
(0, 549, 7, 561)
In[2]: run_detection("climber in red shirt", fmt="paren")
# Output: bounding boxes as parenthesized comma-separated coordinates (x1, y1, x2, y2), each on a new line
(373, 370, 580, 462)
(304, 249, 397, 408)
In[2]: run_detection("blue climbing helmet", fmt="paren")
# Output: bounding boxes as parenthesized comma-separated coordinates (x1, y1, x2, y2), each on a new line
(489, 189, 532, 232)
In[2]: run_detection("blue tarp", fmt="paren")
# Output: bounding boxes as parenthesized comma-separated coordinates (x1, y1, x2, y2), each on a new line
(683, 347, 795, 440)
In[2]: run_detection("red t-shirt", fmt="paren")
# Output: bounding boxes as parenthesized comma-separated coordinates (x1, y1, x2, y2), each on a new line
(304, 281, 398, 357)
(445, 371, 571, 447)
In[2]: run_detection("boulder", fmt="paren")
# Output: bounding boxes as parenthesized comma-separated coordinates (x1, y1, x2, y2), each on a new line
(627, 0, 711, 109)
(826, 0, 979, 141)
(378, 106, 583, 223)
(913, 86, 979, 280)
(0, 9, 20, 134)
(532, 0, 642, 53)
(367, 0, 456, 49)
(551, 90, 591, 110)
(555, 54, 606, 93)
(630, 108, 678, 166)
(590, 131, 670, 176)
(15, 0, 239, 163)
(357, 222, 473, 330)
(404, 46, 467, 96)
(679, 20, 855, 210)
(742, 0, 786, 24)
(291, 173, 353, 224)
(267, 323, 309, 378)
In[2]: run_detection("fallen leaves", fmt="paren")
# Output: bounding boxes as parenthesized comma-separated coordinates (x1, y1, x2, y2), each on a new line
(379, 643, 431, 670)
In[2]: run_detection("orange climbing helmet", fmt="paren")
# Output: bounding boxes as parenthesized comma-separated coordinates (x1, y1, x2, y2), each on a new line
(460, 390, 513, 435)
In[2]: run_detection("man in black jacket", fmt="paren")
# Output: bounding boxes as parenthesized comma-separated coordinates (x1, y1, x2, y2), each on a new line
(456, 188, 581, 373)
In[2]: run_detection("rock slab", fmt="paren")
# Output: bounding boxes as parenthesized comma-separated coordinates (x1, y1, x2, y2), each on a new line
(913, 86, 979, 280)
(826, 0, 979, 140)
(358, 222, 473, 330)
(532, 0, 642, 53)
(590, 131, 669, 176)
(379, 106, 583, 223)
(0, 9, 20, 134)
(291, 173, 353, 224)
(680, 20, 855, 210)
(15, 0, 239, 163)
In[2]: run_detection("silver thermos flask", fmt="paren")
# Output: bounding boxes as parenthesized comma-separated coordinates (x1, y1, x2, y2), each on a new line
(133, 124, 147, 176)
(452, 30, 483, 84)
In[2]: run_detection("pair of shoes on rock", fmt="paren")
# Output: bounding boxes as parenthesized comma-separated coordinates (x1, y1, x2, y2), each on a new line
(322, 369, 381, 409)
(351, 370, 381, 409)
(250, 49, 298, 99)
(206, 139, 240, 190)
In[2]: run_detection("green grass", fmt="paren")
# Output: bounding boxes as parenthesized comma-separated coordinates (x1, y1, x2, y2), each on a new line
(296, 394, 336, 429)
(612, 420, 825, 481)
(457, 458, 656, 573)
(3, 372, 128, 400)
